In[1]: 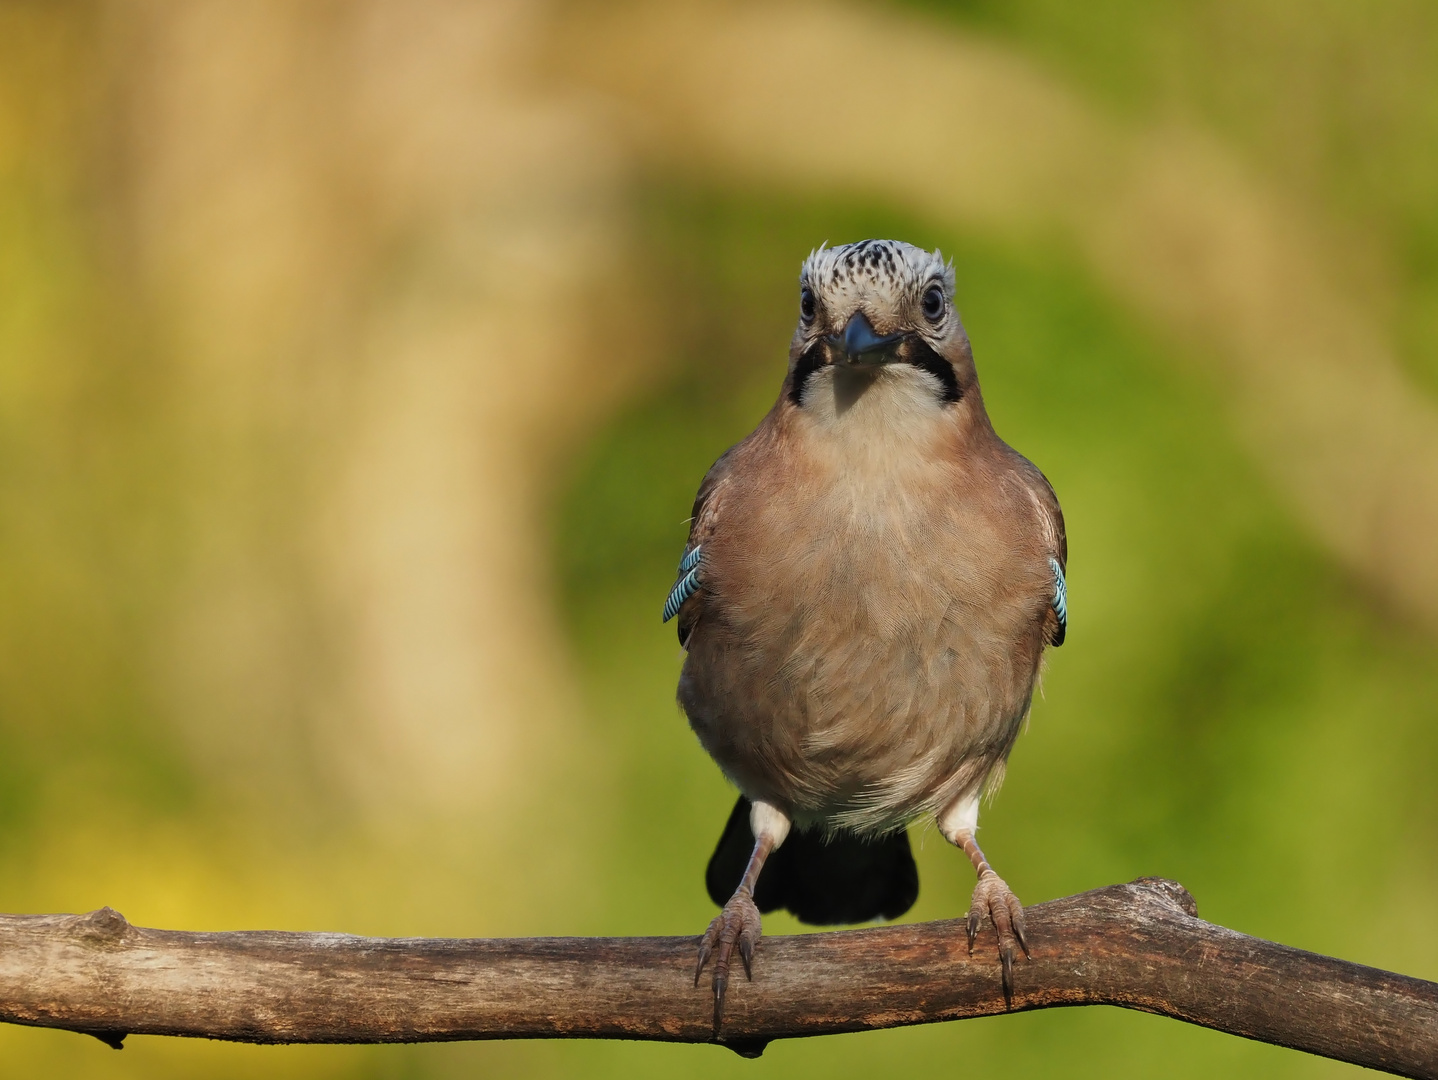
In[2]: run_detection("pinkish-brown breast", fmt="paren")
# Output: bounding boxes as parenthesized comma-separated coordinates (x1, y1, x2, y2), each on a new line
(677, 371, 1054, 835)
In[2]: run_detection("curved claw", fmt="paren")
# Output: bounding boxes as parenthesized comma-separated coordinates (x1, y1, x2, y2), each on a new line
(694, 939, 713, 987)
(738, 929, 755, 978)
(967, 871, 1029, 1005)
(695, 892, 763, 1032)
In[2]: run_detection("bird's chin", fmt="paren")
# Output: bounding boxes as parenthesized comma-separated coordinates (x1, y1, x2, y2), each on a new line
(831, 361, 886, 413)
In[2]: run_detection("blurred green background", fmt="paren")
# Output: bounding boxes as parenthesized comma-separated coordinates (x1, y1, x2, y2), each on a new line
(2, 1, 1437, 1077)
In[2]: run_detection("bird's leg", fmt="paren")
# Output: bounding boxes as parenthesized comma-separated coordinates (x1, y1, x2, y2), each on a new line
(938, 793, 1028, 1002)
(695, 800, 790, 1032)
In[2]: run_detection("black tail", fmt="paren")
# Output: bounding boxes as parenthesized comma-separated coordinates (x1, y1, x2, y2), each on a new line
(705, 795, 919, 925)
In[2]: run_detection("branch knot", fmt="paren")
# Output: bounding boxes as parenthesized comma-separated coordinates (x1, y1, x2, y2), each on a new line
(1129, 878, 1199, 918)
(72, 907, 130, 943)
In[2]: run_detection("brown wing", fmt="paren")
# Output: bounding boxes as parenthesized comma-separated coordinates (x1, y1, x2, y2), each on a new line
(663, 447, 736, 648)
(1011, 454, 1067, 647)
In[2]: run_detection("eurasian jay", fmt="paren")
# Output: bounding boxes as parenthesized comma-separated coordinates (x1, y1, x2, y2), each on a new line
(664, 239, 1067, 1026)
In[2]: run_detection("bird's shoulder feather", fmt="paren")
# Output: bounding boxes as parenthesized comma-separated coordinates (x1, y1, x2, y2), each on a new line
(664, 433, 756, 645)
(996, 445, 1067, 645)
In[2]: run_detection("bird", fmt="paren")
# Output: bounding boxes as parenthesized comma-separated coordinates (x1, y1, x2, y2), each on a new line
(663, 239, 1067, 1030)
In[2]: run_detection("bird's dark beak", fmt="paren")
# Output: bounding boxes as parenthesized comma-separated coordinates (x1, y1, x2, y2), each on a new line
(830, 311, 904, 366)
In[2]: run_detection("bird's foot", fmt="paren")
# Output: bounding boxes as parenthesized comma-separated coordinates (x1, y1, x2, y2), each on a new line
(695, 890, 762, 1032)
(966, 870, 1029, 1003)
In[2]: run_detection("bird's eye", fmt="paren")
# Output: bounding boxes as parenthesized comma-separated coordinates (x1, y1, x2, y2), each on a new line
(800, 286, 816, 324)
(921, 285, 946, 323)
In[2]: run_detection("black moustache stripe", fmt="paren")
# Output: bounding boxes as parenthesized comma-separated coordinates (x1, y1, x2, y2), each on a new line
(901, 338, 962, 403)
(788, 337, 961, 406)
(788, 341, 828, 406)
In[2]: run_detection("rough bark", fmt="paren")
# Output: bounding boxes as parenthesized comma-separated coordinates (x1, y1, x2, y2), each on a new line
(1, 879, 1434, 1075)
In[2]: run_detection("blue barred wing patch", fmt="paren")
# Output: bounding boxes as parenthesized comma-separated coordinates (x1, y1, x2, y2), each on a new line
(1049, 556, 1067, 644)
(678, 545, 702, 575)
(663, 545, 703, 623)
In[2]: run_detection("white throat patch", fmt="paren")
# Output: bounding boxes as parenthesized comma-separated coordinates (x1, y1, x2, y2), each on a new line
(799, 364, 952, 475)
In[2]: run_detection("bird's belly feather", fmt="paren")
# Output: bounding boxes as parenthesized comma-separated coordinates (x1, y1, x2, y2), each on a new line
(679, 460, 1045, 835)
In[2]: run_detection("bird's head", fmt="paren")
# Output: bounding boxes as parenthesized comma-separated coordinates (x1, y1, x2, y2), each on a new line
(787, 240, 977, 416)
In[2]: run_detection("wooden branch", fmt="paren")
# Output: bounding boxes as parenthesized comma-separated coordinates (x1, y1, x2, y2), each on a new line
(2, 879, 1435, 1076)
